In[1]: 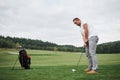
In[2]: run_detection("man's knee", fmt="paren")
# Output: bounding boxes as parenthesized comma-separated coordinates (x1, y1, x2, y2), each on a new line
(89, 50, 96, 57)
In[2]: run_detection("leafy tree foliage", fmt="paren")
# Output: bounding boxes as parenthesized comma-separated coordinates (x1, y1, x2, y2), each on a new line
(97, 41, 120, 53)
(0, 35, 120, 53)
(0, 35, 81, 52)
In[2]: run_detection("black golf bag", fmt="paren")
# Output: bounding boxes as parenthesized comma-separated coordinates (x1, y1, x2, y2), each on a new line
(19, 49, 31, 69)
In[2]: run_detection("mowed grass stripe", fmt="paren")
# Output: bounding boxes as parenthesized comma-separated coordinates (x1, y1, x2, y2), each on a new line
(0, 49, 120, 67)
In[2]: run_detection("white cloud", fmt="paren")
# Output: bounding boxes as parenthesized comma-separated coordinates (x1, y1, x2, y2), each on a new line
(0, 0, 120, 46)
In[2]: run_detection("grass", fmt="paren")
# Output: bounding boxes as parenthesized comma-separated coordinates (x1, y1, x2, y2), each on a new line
(0, 48, 120, 80)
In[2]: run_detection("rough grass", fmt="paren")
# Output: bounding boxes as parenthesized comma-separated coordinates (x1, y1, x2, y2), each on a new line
(0, 49, 120, 80)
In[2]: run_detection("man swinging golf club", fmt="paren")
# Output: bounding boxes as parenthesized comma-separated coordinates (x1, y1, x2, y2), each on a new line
(73, 18, 99, 74)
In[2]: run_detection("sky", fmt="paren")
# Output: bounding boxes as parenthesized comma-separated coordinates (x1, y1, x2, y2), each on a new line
(0, 0, 120, 47)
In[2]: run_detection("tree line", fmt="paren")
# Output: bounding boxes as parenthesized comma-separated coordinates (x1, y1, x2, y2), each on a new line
(0, 35, 82, 52)
(96, 41, 120, 53)
(0, 35, 120, 53)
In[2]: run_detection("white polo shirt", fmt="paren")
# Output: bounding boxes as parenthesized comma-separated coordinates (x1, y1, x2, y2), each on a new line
(79, 22, 97, 39)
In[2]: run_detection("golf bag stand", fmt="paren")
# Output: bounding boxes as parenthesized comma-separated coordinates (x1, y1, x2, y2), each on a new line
(19, 49, 31, 69)
(11, 55, 19, 70)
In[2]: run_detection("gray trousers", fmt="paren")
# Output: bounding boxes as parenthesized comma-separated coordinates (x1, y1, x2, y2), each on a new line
(86, 36, 99, 70)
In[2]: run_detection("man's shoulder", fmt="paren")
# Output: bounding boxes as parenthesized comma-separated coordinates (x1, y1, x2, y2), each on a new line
(83, 23, 88, 26)
(83, 23, 88, 29)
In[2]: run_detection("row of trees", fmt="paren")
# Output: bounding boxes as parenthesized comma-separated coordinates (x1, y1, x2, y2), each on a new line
(0, 35, 83, 52)
(0, 35, 120, 53)
(96, 41, 120, 53)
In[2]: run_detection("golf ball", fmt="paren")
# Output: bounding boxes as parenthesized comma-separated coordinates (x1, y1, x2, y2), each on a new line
(72, 69, 76, 72)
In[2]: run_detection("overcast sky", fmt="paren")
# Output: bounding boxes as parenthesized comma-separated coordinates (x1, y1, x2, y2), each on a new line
(0, 0, 120, 46)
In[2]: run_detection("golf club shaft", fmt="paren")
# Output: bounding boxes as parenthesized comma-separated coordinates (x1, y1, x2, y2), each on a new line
(76, 53, 83, 69)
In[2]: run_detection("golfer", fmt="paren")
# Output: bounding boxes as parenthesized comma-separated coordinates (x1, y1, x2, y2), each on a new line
(73, 18, 99, 74)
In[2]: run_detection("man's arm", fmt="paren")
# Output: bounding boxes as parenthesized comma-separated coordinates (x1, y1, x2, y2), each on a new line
(81, 23, 88, 48)
(83, 23, 89, 43)
(81, 33, 86, 43)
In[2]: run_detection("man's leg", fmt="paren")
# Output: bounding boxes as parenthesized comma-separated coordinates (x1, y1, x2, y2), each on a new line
(85, 42, 92, 70)
(88, 36, 99, 71)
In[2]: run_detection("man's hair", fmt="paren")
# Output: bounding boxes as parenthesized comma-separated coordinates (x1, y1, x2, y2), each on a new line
(73, 17, 80, 22)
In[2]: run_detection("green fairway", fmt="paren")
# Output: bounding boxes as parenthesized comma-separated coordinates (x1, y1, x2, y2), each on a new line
(0, 49, 120, 80)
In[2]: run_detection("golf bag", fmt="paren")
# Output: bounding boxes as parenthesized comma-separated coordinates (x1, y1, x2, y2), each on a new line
(19, 49, 31, 69)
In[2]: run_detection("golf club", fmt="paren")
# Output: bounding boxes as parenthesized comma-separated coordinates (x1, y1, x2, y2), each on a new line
(11, 56, 19, 70)
(72, 53, 83, 72)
